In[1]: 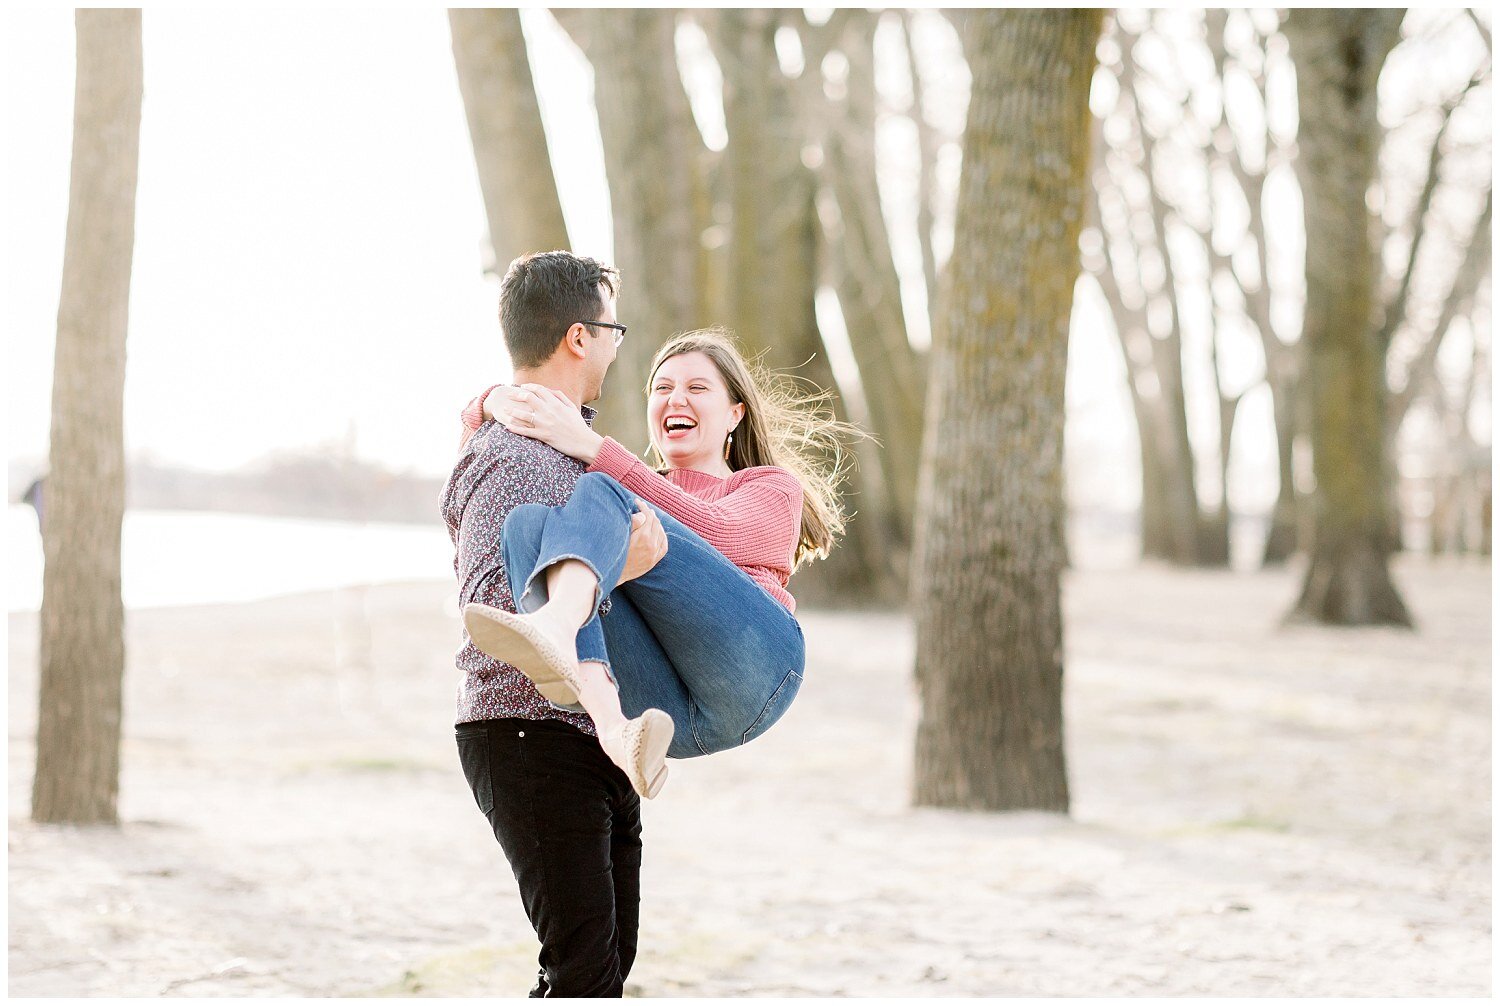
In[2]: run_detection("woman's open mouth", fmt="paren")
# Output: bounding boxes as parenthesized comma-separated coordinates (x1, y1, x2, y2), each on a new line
(663, 416, 697, 440)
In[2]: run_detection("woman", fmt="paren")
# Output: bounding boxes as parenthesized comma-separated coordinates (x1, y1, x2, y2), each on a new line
(461, 329, 853, 799)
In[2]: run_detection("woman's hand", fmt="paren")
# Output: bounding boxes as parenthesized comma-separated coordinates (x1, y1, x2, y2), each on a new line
(487, 384, 604, 464)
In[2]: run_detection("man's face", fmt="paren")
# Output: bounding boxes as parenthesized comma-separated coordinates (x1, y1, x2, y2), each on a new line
(582, 289, 619, 404)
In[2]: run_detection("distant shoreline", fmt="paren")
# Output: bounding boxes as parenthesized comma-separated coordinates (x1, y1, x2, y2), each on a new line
(8, 507, 453, 612)
(9, 455, 447, 527)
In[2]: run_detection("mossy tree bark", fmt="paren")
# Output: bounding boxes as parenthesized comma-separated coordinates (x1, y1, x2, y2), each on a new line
(912, 10, 1101, 811)
(1282, 9, 1412, 627)
(33, 9, 142, 825)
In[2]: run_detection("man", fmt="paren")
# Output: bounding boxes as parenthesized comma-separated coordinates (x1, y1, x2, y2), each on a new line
(443, 250, 666, 997)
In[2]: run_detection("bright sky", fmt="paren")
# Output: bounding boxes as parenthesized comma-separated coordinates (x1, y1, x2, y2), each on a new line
(4, 8, 613, 479)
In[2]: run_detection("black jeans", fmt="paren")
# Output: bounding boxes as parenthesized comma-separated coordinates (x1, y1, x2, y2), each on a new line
(456, 717, 643, 998)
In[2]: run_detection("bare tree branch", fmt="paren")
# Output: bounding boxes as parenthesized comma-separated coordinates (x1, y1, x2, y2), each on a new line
(1391, 185, 1492, 425)
(1379, 65, 1491, 353)
(1088, 187, 1156, 390)
(1206, 14, 1294, 392)
(1120, 32, 1188, 360)
(901, 10, 941, 317)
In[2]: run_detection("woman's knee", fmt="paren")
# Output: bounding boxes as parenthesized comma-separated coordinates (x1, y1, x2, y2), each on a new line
(501, 506, 549, 587)
(502, 503, 548, 546)
(575, 471, 635, 510)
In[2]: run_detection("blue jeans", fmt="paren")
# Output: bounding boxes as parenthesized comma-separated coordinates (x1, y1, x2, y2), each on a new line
(502, 471, 805, 759)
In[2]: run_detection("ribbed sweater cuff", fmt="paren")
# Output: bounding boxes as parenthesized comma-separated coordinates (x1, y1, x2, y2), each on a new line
(587, 436, 640, 479)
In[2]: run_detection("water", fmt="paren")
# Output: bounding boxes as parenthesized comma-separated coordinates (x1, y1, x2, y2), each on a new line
(7, 505, 1284, 613)
(7, 505, 452, 612)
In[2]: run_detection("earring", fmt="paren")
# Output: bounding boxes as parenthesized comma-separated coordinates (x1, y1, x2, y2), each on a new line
(723, 431, 733, 462)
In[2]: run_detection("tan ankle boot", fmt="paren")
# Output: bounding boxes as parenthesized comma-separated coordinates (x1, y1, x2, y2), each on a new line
(601, 709, 674, 799)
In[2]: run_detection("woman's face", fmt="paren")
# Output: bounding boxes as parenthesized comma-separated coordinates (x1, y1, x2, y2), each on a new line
(647, 351, 746, 472)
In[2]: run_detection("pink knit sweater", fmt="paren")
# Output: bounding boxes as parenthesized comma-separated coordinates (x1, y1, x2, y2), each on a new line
(461, 388, 803, 613)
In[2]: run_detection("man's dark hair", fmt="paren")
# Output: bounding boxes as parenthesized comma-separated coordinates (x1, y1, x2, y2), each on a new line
(499, 251, 620, 368)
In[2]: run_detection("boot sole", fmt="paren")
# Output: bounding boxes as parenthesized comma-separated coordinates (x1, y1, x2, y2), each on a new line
(463, 603, 581, 706)
(632, 709, 674, 800)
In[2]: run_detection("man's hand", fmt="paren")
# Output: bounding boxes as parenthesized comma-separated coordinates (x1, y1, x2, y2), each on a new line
(618, 501, 667, 583)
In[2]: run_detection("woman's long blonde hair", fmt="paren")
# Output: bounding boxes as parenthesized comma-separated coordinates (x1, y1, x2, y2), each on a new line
(642, 328, 860, 571)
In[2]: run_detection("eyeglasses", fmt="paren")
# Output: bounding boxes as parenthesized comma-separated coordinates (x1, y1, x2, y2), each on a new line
(576, 320, 627, 348)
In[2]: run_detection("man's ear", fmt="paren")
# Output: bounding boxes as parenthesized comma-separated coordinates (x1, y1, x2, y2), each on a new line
(561, 323, 589, 361)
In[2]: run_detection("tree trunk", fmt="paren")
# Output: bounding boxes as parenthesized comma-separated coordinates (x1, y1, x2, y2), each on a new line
(1122, 35, 1207, 567)
(1283, 10, 1412, 627)
(912, 9, 1100, 811)
(1143, 397, 1201, 564)
(1480, 483, 1492, 557)
(825, 13, 926, 552)
(1137, 399, 1174, 559)
(1139, 236, 1203, 564)
(1199, 392, 1237, 567)
(1261, 379, 1301, 564)
(554, 10, 710, 447)
(1200, 283, 1238, 567)
(783, 174, 899, 607)
(449, 9, 570, 272)
(900, 11, 941, 325)
(1087, 178, 1175, 564)
(708, 10, 816, 368)
(708, 9, 898, 605)
(33, 9, 142, 825)
(1091, 41, 1208, 568)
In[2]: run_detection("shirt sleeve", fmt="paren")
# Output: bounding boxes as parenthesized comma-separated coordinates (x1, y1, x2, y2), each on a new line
(587, 436, 803, 570)
(461, 384, 506, 432)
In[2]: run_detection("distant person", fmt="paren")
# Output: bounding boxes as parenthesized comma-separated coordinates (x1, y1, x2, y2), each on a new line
(443, 252, 851, 997)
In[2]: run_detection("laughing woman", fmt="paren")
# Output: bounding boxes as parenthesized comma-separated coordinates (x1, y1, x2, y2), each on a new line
(460, 328, 854, 799)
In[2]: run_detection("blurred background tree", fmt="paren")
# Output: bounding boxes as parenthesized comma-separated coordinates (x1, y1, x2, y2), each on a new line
(449, 9, 570, 269)
(1088, 10, 1298, 569)
(1283, 8, 1413, 626)
(550, 10, 710, 452)
(1087, 9, 1491, 578)
(1376, 12, 1493, 560)
(32, 9, 142, 825)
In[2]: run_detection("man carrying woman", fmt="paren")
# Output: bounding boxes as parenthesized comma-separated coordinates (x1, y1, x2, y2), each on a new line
(444, 250, 852, 997)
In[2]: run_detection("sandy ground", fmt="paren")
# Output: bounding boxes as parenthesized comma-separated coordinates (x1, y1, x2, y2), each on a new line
(7, 555, 1492, 997)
